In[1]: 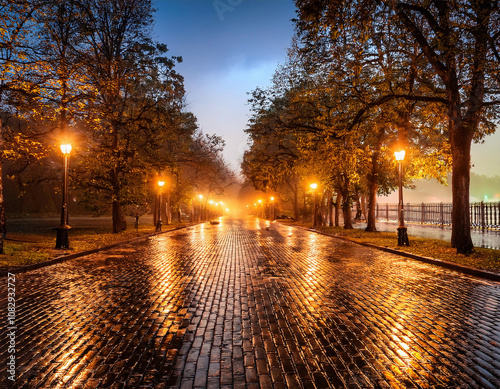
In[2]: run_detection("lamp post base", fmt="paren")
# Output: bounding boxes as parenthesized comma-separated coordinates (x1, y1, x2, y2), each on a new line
(397, 226, 409, 246)
(55, 226, 71, 249)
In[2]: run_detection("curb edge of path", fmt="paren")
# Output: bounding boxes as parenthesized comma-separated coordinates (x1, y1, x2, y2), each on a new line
(284, 223, 500, 282)
(1, 224, 196, 277)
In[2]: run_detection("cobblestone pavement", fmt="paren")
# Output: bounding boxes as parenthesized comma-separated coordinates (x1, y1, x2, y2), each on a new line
(2, 218, 500, 388)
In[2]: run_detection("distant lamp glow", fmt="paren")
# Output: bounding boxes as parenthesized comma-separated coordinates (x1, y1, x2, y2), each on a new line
(158, 180, 165, 188)
(310, 183, 317, 190)
(394, 150, 406, 161)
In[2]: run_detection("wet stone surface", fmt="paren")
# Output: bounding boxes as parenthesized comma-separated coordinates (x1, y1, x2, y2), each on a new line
(2, 218, 500, 388)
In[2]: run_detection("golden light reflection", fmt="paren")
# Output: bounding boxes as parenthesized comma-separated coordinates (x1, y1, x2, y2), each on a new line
(305, 233, 320, 283)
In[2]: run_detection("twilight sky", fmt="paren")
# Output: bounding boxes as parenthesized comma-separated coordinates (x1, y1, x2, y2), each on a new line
(152, 0, 500, 178)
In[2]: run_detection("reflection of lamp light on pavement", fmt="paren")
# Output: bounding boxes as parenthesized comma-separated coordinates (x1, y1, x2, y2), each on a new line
(394, 150, 409, 246)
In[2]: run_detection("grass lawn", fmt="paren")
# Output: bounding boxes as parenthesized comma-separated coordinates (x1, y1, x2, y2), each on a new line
(1, 223, 191, 270)
(280, 220, 500, 274)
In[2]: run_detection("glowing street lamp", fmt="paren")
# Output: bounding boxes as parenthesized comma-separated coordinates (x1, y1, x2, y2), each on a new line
(395, 150, 409, 246)
(156, 180, 165, 231)
(56, 144, 72, 249)
(270, 196, 275, 220)
(310, 183, 318, 227)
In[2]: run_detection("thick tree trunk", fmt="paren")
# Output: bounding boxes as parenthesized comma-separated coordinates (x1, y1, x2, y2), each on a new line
(366, 182, 378, 232)
(341, 177, 353, 229)
(326, 190, 333, 226)
(335, 191, 341, 227)
(112, 199, 125, 233)
(365, 152, 379, 232)
(342, 198, 353, 229)
(450, 128, 474, 253)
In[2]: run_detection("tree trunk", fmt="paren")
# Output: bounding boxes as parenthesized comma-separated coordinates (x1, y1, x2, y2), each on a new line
(112, 200, 125, 233)
(111, 169, 125, 233)
(365, 183, 378, 232)
(365, 151, 379, 232)
(341, 177, 353, 229)
(326, 190, 333, 226)
(450, 126, 474, 253)
(335, 191, 341, 227)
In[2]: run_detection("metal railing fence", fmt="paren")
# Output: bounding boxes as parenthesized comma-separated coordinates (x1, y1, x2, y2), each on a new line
(375, 202, 500, 229)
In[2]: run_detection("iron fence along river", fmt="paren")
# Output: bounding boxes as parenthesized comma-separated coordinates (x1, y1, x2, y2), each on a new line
(375, 201, 500, 230)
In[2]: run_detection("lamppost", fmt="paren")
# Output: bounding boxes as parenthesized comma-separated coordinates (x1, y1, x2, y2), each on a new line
(258, 199, 262, 218)
(270, 196, 275, 220)
(56, 143, 72, 249)
(395, 150, 409, 246)
(310, 183, 318, 227)
(156, 180, 165, 231)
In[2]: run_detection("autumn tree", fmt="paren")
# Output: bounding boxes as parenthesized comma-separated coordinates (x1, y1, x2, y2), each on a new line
(295, 0, 500, 253)
(74, 0, 186, 232)
(0, 0, 45, 253)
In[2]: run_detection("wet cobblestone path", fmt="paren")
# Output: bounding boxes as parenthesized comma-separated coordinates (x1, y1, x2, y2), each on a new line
(2, 218, 500, 388)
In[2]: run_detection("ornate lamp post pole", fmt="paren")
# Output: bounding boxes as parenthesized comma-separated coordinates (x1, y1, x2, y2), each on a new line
(310, 183, 318, 227)
(156, 180, 165, 231)
(395, 150, 409, 246)
(56, 144, 72, 249)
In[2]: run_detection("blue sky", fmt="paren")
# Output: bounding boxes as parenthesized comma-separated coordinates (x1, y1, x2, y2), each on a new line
(153, 0, 297, 173)
(152, 0, 500, 178)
